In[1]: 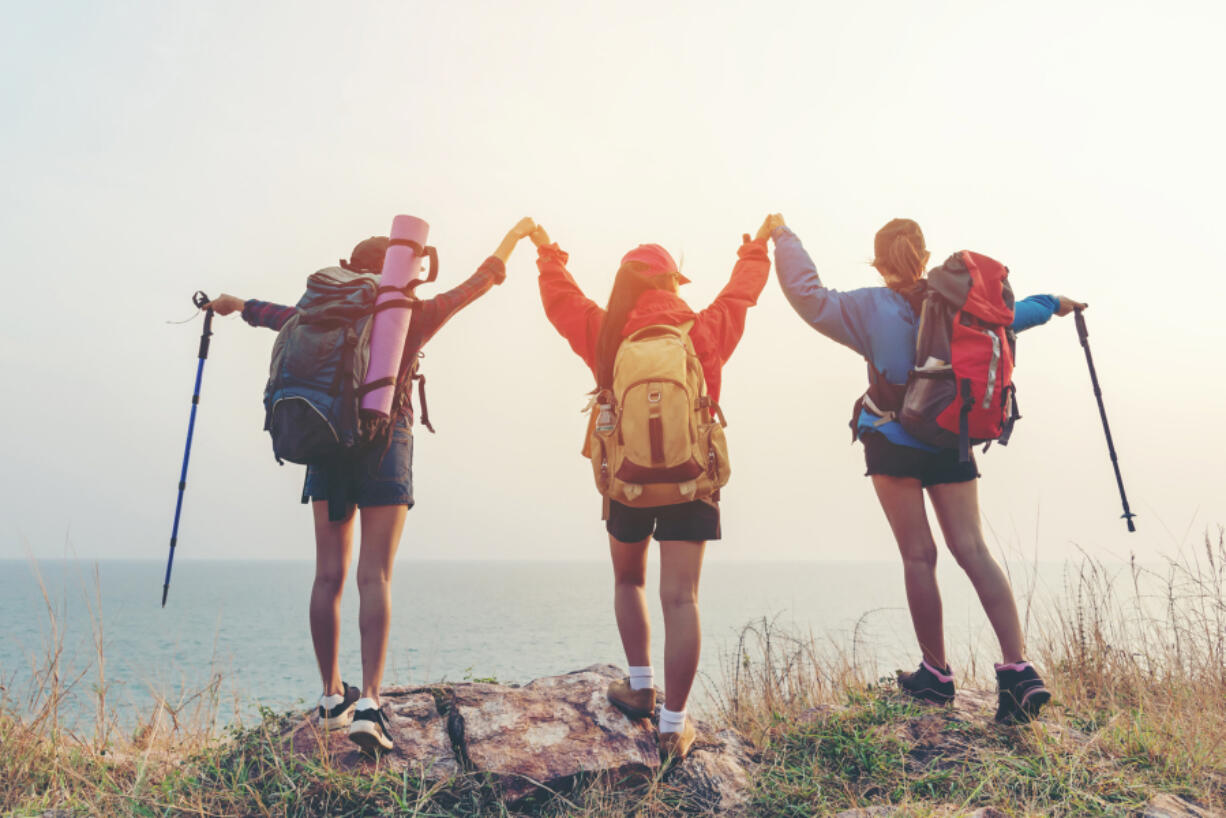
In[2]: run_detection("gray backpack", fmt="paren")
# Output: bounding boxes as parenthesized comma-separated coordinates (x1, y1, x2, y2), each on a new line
(263, 267, 382, 465)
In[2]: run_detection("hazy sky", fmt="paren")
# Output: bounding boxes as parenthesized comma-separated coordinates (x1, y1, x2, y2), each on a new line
(2, 0, 1223, 565)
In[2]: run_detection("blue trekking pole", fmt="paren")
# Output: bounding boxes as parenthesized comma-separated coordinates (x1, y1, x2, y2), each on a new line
(1074, 308, 1136, 533)
(162, 291, 215, 607)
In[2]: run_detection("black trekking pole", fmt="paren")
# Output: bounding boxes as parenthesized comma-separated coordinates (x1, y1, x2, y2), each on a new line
(162, 291, 215, 606)
(1074, 308, 1136, 533)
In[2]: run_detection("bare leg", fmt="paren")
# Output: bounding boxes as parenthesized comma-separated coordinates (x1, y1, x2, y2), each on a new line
(355, 504, 408, 705)
(311, 501, 355, 697)
(658, 539, 706, 712)
(871, 475, 946, 669)
(926, 480, 1025, 664)
(609, 535, 651, 667)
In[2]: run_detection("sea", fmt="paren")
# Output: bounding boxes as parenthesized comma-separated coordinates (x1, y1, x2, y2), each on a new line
(0, 559, 1085, 732)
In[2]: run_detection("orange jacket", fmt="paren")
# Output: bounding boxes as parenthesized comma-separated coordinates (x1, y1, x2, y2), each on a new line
(536, 236, 771, 403)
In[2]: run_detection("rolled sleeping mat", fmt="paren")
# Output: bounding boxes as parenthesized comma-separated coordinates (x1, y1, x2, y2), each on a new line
(360, 214, 430, 418)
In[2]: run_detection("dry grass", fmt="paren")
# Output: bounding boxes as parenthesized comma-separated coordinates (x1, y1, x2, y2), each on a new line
(3, 531, 1225, 816)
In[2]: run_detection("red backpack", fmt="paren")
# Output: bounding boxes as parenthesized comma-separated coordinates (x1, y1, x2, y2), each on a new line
(897, 251, 1020, 461)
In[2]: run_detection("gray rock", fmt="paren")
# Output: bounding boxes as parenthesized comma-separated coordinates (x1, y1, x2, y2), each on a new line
(1141, 793, 1224, 818)
(448, 663, 660, 803)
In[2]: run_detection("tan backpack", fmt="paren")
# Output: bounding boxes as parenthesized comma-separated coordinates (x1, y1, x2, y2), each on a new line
(583, 321, 730, 508)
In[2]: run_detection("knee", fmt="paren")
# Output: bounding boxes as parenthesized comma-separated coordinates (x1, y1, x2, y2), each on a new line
(900, 540, 939, 570)
(613, 569, 646, 590)
(355, 566, 391, 595)
(659, 583, 699, 610)
(947, 538, 990, 571)
(313, 568, 345, 598)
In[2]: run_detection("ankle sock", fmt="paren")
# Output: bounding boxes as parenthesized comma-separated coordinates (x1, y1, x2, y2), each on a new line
(659, 706, 686, 734)
(628, 665, 654, 691)
(921, 660, 954, 683)
(995, 661, 1032, 673)
(353, 697, 378, 712)
(321, 691, 345, 709)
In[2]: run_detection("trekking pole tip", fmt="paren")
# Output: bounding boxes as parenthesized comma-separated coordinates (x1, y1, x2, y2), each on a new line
(161, 584, 169, 608)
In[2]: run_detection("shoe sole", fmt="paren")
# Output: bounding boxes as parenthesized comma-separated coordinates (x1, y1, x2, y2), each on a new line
(348, 721, 393, 754)
(319, 706, 356, 731)
(898, 687, 954, 706)
(997, 688, 1051, 724)
(607, 694, 654, 720)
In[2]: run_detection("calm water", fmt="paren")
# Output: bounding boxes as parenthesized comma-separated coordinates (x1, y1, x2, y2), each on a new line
(0, 559, 1076, 730)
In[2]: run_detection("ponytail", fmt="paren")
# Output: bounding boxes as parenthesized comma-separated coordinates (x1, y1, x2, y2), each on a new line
(872, 218, 929, 294)
(594, 262, 669, 391)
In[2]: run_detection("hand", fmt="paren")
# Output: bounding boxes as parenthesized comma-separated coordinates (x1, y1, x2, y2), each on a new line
(202, 293, 245, 316)
(1055, 296, 1088, 317)
(509, 217, 536, 240)
(755, 213, 785, 243)
(528, 224, 551, 248)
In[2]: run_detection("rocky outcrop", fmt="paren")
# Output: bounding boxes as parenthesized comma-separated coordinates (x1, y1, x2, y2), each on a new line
(285, 663, 755, 808)
(1142, 794, 1225, 818)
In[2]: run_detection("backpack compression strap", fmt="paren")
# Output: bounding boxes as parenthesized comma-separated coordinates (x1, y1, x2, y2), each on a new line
(958, 379, 973, 462)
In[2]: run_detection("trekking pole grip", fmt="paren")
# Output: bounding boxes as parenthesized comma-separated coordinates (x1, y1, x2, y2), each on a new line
(1074, 308, 1089, 347)
(193, 291, 214, 359)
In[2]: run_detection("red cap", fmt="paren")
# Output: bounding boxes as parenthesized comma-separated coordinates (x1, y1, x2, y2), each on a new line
(620, 243, 690, 285)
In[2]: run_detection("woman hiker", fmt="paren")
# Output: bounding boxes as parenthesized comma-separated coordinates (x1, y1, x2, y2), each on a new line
(530, 216, 774, 758)
(202, 217, 536, 753)
(769, 214, 1086, 724)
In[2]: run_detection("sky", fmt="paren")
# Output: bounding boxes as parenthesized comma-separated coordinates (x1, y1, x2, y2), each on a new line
(1, 0, 1223, 565)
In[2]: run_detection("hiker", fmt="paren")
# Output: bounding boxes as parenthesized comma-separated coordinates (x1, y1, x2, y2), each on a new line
(201, 217, 536, 753)
(770, 214, 1086, 724)
(531, 217, 774, 758)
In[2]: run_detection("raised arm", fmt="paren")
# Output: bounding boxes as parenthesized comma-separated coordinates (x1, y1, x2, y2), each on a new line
(411, 218, 535, 346)
(1013, 294, 1087, 332)
(201, 294, 296, 331)
(692, 216, 774, 361)
(532, 224, 604, 372)
(772, 218, 874, 357)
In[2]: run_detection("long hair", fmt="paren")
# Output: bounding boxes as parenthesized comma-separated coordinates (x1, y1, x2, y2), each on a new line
(872, 219, 929, 302)
(594, 261, 671, 391)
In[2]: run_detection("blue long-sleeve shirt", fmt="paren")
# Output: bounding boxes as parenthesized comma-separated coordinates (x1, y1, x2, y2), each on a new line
(773, 226, 1059, 451)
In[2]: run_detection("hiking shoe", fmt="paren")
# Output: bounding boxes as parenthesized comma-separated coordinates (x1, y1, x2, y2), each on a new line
(317, 683, 361, 730)
(658, 717, 697, 761)
(348, 700, 394, 754)
(995, 662, 1051, 725)
(897, 660, 955, 705)
(607, 677, 656, 719)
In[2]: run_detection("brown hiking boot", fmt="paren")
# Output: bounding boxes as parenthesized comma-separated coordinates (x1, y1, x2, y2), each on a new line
(606, 677, 655, 718)
(658, 718, 697, 760)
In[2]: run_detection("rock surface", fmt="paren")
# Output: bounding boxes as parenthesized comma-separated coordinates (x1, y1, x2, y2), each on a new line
(449, 664, 660, 802)
(1142, 793, 1225, 818)
(284, 663, 755, 808)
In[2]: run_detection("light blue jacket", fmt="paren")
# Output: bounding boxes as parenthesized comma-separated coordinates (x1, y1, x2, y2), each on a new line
(773, 226, 1060, 451)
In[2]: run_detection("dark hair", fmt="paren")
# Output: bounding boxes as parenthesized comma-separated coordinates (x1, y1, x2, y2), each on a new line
(872, 219, 929, 293)
(594, 262, 672, 391)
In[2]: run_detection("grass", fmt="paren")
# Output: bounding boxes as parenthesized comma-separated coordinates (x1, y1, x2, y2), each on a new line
(3, 530, 1225, 816)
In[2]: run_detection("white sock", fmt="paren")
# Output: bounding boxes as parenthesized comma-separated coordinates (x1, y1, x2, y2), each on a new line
(320, 691, 345, 709)
(353, 697, 378, 712)
(659, 706, 686, 734)
(628, 665, 654, 691)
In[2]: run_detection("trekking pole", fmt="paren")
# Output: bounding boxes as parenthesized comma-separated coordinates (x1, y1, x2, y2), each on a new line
(1074, 308, 1136, 533)
(162, 291, 215, 606)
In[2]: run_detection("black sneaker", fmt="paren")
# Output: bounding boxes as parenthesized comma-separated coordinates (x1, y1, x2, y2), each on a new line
(897, 660, 955, 705)
(317, 683, 361, 731)
(994, 662, 1051, 724)
(348, 700, 394, 754)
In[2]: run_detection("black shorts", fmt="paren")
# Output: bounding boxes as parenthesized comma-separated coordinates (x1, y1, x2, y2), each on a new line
(606, 498, 721, 543)
(862, 430, 979, 487)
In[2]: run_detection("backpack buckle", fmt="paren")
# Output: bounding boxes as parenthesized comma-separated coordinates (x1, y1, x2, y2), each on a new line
(647, 390, 662, 403)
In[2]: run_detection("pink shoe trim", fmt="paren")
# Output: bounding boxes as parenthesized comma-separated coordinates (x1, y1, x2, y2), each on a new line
(922, 660, 954, 683)
(994, 661, 1033, 673)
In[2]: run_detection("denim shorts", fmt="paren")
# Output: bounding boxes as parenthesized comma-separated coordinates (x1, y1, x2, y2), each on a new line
(303, 421, 415, 512)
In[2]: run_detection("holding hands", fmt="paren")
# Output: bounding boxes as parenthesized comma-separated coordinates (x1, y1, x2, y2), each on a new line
(755, 213, 786, 243)
(493, 217, 539, 264)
